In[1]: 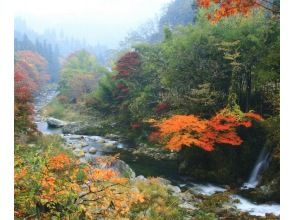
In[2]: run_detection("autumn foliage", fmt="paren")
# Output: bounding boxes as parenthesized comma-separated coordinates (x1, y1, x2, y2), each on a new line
(15, 50, 49, 90)
(14, 50, 49, 135)
(15, 147, 145, 219)
(114, 51, 141, 77)
(197, 0, 261, 23)
(150, 108, 263, 152)
(111, 51, 141, 101)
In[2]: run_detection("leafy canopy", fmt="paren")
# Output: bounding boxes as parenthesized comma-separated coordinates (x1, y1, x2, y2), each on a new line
(150, 108, 263, 151)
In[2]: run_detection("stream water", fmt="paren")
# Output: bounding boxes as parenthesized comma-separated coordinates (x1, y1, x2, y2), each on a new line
(33, 87, 280, 217)
(242, 147, 271, 189)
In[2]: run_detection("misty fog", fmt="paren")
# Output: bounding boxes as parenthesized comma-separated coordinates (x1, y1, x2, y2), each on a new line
(15, 0, 173, 49)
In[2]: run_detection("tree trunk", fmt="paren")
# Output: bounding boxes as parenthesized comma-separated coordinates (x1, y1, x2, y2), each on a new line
(245, 70, 252, 112)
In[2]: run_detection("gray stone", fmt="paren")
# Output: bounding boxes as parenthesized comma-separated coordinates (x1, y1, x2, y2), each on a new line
(97, 139, 106, 143)
(94, 157, 136, 179)
(73, 149, 85, 158)
(167, 185, 181, 194)
(179, 202, 196, 210)
(89, 147, 97, 154)
(62, 122, 83, 134)
(135, 175, 147, 181)
(68, 135, 83, 140)
(104, 134, 121, 140)
(104, 142, 116, 148)
(111, 160, 136, 179)
(156, 177, 172, 185)
(47, 117, 67, 128)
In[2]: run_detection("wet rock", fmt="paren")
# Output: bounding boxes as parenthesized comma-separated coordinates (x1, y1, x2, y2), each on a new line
(239, 177, 280, 203)
(104, 142, 117, 148)
(62, 122, 103, 135)
(167, 185, 181, 194)
(179, 202, 196, 210)
(80, 142, 88, 147)
(68, 135, 83, 140)
(100, 142, 118, 151)
(47, 117, 67, 128)
(73, 149, 85, 158)
(132, 146, 177, 160)
(62, 122, 83, 134)
(89, 147, 97, 154)
(104, 133, 121, 140)
(97, 139, 106, 143)
(134, 175, 147, 181)
(156, 177, 172, 185)
(94, 156, 135, 179)
(111, 160, 136, 179)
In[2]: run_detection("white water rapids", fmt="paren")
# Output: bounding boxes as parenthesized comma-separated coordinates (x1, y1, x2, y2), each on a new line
(242, 147, 271, 189)
(34, 87, 280, 217)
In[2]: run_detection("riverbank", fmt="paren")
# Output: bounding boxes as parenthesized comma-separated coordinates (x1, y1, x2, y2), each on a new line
(33, 86, 280, 219)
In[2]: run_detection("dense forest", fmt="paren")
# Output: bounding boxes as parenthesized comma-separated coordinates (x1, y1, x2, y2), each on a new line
(15, 0, 280, 219)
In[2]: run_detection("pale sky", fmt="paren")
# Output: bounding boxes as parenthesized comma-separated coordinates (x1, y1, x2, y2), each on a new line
(14, 0, 173, 47)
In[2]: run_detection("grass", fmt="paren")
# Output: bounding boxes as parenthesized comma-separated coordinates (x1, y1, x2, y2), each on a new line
(41, 98, 89, 122)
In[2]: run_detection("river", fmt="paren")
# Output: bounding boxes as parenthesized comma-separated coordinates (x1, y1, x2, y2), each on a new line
(33, 86, 280, 217)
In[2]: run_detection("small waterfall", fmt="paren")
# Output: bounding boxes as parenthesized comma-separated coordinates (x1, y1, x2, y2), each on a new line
(242, 147, 271, 189)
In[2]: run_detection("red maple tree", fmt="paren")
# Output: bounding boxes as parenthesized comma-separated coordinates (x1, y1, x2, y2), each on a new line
(197, 0, 278, 23)
(150, 108, 263, 152)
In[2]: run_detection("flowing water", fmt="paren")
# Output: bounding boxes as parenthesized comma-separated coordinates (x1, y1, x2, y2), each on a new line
(231, 195, 280, 216)
(242, 147, 271, 189)
(33, 87, 280, 217)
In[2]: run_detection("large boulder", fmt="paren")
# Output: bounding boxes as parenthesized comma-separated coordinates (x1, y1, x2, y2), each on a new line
(111, 159, 136, 179)
(239, 176, 280, 203)
(62, 122, 104, 135)
(89, 147, 97, 154)
(62, 122, 84, 134)
(93, 156, 135, 179)
(47, 117, 67, 128)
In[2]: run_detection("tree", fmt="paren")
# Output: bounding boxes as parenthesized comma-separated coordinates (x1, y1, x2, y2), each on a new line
(197, 0, 279, 23)
(15, 35, 61, 82)
(14, 50, 49, 135)
(150, 108, 263, 152)
(15, 148, 145, 219)
(59, 50, 109, 102)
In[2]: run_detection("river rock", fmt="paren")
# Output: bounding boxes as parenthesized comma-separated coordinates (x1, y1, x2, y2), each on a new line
(156, 177, 172, 185)
(100, 142, 118, 151)
(111, 159, 136, 179)
(132, 146, 177, 160)
(73, 149, 85, 158)
(62, 122, 103, 135)
(104, 133, 121, 140)
(94, 156, 135, 179)
(62, 122, 83, 134)
(104, 142, 117, 148)
(167, 185, 181, 194)
(239, 177, 280, 203)
(89, 147, 97, 154)
(47, 117, 67, 128)
(97, 139, 106, 143)
(68, 135, 84, 140)
(178, 202, 196, 210)
(134, 175, 147, 181)
(81, 142, 88, 147)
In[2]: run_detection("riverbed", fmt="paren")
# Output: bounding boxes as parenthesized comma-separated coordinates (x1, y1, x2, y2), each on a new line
(33, 87, 280, 218)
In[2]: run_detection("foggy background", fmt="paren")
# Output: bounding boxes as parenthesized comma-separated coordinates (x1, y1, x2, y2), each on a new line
(15, 0, 173, 48)
(14, 0, 196, 69)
